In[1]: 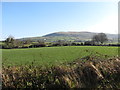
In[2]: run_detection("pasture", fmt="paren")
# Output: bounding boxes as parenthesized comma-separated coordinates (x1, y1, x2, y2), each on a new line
(2, 46, 118, 66)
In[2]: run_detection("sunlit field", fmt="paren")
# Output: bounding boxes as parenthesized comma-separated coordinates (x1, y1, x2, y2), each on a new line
(2, 46, 118, 66)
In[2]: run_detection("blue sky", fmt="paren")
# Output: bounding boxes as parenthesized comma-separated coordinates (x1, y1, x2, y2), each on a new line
(2, 2, 118, 39)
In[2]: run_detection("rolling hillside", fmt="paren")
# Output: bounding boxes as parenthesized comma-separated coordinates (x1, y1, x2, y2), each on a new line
(19, 31, 118, 42)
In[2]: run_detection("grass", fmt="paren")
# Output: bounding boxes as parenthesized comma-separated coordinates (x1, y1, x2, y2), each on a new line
(2, 46, 118, 66)
(2, 46, 120, 88)
(2, 55, 120, 88)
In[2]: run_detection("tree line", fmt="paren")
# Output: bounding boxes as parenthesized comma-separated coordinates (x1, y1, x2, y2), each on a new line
(1, 33, 119, 49)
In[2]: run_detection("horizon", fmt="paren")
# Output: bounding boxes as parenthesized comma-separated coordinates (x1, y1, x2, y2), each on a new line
(2, 2, 118, 40)
(0, 30, 118, 41)
(8, 31, 118, 40)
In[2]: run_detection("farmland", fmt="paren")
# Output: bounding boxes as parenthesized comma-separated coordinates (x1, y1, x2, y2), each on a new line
(2, 2, 120, 88)
(2, 46, 118, 66)
(2, 46, 120, 88)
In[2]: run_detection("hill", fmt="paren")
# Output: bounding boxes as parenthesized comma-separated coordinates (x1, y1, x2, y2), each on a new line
(19, 31, 118, 42)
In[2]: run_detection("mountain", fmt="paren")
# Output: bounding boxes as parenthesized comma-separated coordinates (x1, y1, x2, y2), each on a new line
(19, 31, 118, 42)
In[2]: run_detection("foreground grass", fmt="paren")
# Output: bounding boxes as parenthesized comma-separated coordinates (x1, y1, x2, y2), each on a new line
(2, 55, 120, 88)
(2, 46, 118, 66)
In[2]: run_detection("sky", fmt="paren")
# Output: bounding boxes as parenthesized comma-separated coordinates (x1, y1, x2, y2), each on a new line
(2, 2, 118, 40)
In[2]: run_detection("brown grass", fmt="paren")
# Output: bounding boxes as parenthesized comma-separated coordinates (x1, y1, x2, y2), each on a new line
(2, 56, 120, 88)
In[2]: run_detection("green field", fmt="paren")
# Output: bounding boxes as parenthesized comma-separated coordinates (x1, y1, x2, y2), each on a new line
(2, 46, 118, 66)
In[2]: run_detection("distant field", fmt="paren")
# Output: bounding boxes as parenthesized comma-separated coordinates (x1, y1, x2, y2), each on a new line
(2, 46, 118, 66)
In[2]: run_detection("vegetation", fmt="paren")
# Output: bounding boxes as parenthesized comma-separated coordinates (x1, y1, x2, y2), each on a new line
(2, 46, 118, 66)
(19, 31, 118, 42)
(1, 32, 119, 49)
(2, 44, 119, 89)
(1, 32, 119, 88)
(92, 33, 108, 44)
(2, 55, 120, 88)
